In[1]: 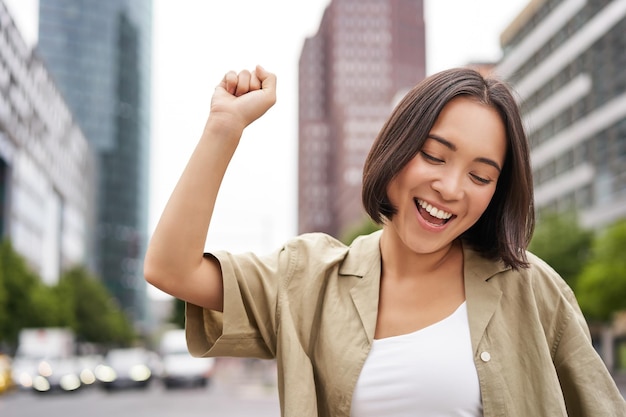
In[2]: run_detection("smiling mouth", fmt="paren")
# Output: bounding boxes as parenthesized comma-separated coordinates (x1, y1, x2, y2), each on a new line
(415, 198, 455, 226)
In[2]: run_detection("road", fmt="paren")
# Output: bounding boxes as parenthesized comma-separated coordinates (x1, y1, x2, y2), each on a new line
(2, 358, 624, 417)
(0, 358, 280, 417)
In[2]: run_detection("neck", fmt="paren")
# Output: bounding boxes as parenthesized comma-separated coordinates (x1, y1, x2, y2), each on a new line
(379, 228, 462, 279)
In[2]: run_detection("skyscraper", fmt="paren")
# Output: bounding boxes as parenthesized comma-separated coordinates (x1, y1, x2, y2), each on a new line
(0, 1, 96, 285)
(496, 0, 626, 229)
(298, 0, 426, 239)
(36, 0, 152, 327)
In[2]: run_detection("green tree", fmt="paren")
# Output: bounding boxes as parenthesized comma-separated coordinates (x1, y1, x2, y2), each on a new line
(28, 283, 66, 328)
(576, 220, 626, 321)
(0, 241, 135, 348)
(341, 217, 381, 246)
(57, 267, 135, 346)
(0, 241, 43, 345)
(169, 297, 186, 329)
(528, 211, 593, 288)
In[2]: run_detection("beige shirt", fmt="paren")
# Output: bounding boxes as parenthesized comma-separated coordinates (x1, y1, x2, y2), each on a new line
(186, 231, 626, 416)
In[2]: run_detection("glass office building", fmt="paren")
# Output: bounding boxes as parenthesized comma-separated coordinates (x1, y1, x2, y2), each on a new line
(0, 1, 97, 286)
(496, 0, 626, 229)
(36, 0, 153, 327)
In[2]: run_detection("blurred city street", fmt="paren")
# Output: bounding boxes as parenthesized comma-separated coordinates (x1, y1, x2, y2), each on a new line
(0, 0, 626, 414)
(0, 358, 280, 417)
(2, 357, 625, 417)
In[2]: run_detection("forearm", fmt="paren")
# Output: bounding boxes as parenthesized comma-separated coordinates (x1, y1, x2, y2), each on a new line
(144, 120, 241, 298)
(144, 65, 276, 309)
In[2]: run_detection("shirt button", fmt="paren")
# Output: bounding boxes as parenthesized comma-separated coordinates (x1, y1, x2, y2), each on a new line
(480, 351, 491, 362)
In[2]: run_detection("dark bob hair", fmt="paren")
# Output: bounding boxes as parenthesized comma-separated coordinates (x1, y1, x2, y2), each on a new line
(362, 67, 534, 269)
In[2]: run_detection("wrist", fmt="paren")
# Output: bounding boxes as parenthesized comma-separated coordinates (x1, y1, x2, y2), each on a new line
(202, 115, 245, 146)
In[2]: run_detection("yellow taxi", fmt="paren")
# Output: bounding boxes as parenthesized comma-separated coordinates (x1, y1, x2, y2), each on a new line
(0, 354, 13, 393)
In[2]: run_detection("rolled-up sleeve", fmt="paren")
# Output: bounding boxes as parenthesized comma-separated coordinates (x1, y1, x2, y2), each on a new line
(186, 246, 292, 360)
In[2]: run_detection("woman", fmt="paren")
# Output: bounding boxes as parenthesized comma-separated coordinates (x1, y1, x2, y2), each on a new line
(145, 66, 626, 416)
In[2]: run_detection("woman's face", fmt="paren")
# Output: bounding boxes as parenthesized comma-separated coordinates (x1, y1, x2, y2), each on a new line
(385, 96, 507, 256)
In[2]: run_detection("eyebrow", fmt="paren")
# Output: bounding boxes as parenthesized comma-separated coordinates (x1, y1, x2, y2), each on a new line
(426, 134, 502, 173)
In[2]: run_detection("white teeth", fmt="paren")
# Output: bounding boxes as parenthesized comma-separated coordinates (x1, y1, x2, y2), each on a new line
(417, 199, 452, 220)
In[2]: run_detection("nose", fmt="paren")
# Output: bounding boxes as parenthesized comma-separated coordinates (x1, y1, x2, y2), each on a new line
(431, 172, 464, 201)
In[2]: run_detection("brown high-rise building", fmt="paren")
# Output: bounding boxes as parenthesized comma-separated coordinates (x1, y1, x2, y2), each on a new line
(298, 0, 426, 239)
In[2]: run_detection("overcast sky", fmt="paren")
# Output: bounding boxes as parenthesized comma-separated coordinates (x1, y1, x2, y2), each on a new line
(4, 0, 528, 296)
(147, 0, 529, 255)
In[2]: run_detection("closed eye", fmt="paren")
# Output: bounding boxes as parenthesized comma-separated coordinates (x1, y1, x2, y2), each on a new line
(470, 173, 492, 185)
(420, 151, 444, 164)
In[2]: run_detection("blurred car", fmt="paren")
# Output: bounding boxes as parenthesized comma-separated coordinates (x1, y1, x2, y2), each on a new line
(31, 356, 82, 393)
(12, 355, 82, 393)
(11, 327, 81, 393)
(0, 354, 13, 394)
(76, 354, 104, 387)
(96, 347, 155, 390)
(12, 356, 82, 392)
(10, 355, 38, 391)
(159, 329, 215, 389)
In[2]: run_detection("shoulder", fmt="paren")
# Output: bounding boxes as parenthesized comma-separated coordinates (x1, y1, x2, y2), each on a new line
(281, 230, 381, 279)
(502, 251, 589, 336)
(474, 248, 582, 320)
(469, 251, 592, 354)
(214, 232, 377, 279)
(473, 247, 573, 298)
(281, 232, 349, 265)
(285, 232, 347, 252)
(283, 231, 380, 259)
(515, 251, 577, 301)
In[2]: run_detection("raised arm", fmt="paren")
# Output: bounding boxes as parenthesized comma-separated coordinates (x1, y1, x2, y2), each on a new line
(144, 65, 277, 311)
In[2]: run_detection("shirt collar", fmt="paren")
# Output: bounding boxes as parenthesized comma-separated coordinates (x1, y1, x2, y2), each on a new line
(337, 229, 509, 349)
(338, 229, 509, 281)
(338, 229, 383, 278)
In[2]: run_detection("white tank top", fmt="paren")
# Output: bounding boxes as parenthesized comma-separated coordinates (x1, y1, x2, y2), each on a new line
(350, 302, 483, 417)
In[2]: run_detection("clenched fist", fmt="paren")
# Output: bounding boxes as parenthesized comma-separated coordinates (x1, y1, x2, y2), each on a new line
(208, 65, 277, 138)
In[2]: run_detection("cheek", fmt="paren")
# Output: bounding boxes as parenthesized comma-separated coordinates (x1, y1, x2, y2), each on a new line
(385, 178, 402, 209)
(471, 188, 498, 217)
(387, 163, 417, 198)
